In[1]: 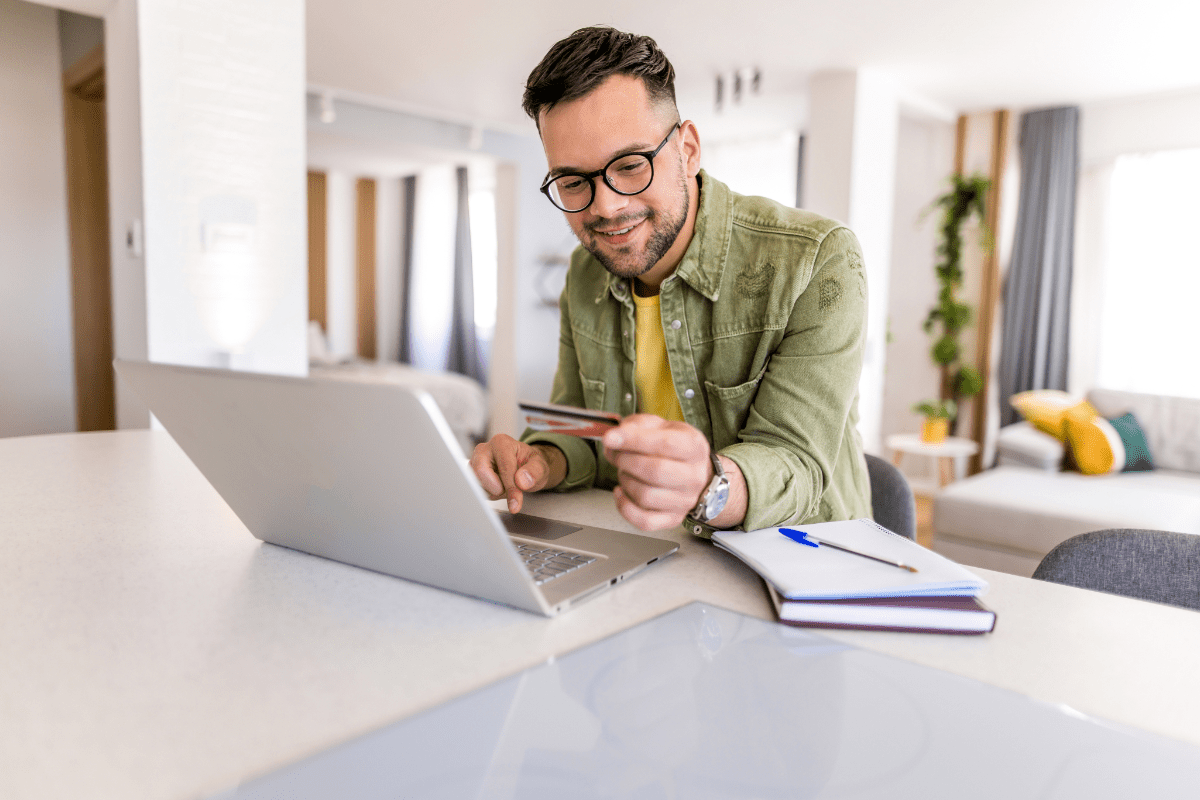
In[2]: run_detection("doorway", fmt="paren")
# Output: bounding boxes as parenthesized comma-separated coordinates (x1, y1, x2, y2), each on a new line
(61, 43, 115, 431)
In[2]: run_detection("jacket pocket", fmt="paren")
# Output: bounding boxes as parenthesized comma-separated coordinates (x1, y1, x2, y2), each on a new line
(579, 372, 607, 411)
(704, 362, 768, 447)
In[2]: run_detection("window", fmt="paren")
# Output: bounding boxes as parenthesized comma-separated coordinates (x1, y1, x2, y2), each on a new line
(1095, 148, 1200, 399)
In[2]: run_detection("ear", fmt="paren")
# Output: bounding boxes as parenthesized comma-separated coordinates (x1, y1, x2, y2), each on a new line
(679, 120, 702, 178)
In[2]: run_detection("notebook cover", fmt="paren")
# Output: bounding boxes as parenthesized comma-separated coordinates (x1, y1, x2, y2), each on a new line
(768, 584, 997, 635)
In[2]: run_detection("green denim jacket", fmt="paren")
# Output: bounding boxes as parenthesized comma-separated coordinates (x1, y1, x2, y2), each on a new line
(523, 171, 872, 534)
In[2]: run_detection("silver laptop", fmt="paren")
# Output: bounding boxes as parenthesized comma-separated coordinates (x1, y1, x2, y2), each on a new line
(114, 360, 677, 617)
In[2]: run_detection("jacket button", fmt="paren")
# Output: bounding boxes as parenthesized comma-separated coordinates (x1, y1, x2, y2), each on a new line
(670, 319, 682, 330)
(684, 389, 695, 399)
(624, 392, 633, 402)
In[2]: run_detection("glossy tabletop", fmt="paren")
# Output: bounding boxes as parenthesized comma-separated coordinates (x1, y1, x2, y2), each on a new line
(216, 603, 1200, 800)
(3, 431, 1200, 799)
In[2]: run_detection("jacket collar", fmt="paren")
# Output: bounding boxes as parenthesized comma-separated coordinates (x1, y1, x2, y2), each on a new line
(596, 169, 732, 304)
(672, 170, 731, 302)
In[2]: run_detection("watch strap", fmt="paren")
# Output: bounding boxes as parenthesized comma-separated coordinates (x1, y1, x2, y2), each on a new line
(688, 449, 729, 530)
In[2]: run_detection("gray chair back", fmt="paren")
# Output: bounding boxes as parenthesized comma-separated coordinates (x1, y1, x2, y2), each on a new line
(864, 454, 917, 541)
(1033, 529, 1200, 611)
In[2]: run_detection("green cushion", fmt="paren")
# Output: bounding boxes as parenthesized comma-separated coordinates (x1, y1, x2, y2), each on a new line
(1110, 412, 1155, 472)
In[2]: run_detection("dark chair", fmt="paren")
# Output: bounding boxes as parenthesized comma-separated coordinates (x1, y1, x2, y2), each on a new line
(865, 453, 917, 541)
(1032, 529, 1200, 611)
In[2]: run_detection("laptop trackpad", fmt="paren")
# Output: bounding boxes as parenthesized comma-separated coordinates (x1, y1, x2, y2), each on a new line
(498, 512, 582, 541)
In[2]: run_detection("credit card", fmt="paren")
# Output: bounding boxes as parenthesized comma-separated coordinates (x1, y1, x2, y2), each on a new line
(519, 401, 621, 440)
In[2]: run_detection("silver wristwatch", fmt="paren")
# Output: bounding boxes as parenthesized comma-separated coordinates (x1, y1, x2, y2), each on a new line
(687, 449, 730, 535)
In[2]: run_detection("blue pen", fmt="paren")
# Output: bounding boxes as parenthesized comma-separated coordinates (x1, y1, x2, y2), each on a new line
(779, 528, 918, 573)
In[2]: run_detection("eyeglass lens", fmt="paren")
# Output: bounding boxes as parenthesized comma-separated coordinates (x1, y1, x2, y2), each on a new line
(547, 154, 654, 212)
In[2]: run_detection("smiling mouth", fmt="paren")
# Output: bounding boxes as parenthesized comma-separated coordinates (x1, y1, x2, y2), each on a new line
(591, 217, 646, 240)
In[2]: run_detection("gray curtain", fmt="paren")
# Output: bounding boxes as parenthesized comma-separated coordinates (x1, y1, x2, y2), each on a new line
(397, 175, 417, 364)
(446, 166, 487, 384)
(998, 106, 1079, 426)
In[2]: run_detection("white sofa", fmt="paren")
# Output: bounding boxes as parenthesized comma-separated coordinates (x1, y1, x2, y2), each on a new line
(933, 389, 1200, 577)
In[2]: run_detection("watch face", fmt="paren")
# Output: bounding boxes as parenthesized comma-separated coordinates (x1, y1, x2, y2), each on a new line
(704, 478, 730, 520)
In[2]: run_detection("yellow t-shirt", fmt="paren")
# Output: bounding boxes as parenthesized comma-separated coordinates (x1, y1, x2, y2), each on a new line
(632, 292, 685, 422)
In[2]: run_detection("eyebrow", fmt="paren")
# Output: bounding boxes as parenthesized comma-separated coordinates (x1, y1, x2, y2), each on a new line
(546, 139, 658, 180)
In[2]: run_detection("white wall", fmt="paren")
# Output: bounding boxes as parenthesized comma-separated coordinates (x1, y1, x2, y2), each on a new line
(1080, 87, 1200, 167)
(703, 132, 800, 207)
(138, 0, 306, 375)
(880, 112, 956, 488)
(0, 0, 76, 437)
(804, 69, 899, 455)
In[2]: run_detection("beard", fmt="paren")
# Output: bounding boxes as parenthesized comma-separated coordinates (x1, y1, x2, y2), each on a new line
(578, 171, 690, 281)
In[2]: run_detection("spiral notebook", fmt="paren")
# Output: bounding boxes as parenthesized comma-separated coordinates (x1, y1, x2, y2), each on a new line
(714, 519, 994, 633)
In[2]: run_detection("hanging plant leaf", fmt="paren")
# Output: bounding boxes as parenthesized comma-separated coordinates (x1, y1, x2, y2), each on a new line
(919, 172, 992, 431)
(954, 365, 984, 399)
(932, 336, 959, 366)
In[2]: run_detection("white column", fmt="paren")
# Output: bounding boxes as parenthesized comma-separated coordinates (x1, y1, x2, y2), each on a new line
(488, 163, 520, 439)
(375, 177, 403, 363)
(804, 70, 899, 455)
(136, 0, 306, 375)
(104, 0, 151, 428)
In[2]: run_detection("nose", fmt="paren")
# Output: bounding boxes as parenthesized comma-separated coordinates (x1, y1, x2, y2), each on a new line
(588, 177, 630, 221)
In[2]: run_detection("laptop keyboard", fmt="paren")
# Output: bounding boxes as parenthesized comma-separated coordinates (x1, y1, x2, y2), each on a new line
(515, 543, 598, 585)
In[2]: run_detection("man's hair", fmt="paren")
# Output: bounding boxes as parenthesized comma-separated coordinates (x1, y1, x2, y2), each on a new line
(522, 27, 678, 126)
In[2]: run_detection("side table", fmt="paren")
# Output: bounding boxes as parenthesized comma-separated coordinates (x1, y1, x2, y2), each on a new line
(886, 433, 980, 487)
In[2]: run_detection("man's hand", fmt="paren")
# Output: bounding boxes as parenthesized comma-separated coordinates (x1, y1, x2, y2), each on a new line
(470, 435, 566, 514)
(602, 415, 744, 531)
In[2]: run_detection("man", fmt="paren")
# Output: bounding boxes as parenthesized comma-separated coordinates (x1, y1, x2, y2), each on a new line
(470, 27, 871, 536)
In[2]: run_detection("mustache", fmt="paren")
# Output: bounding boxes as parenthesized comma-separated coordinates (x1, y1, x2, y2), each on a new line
(585, 211, 651, 234)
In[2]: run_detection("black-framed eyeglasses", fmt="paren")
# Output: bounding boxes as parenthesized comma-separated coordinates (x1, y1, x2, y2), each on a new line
(540, 123, 681, 213)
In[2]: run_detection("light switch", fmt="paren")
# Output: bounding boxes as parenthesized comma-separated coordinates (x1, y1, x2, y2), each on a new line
(126, 219, 143, 258)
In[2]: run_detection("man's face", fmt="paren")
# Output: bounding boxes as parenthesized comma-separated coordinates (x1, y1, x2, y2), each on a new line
(539, 75, 700, 284)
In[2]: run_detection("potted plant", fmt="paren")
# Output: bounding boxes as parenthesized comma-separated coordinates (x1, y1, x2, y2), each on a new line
(921, 173, 990, 437)
(913, 399, 957, 444)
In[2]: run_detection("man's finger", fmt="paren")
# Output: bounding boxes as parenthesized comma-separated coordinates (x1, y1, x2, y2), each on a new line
(603, 418, 708, 461)
(609, 451, 701, 491)
(616, 471, 692, 513)
(514, 446, 549, 492)
(600, 414, 664, 451)
(470, 444, 505, 499)
(613, 486, 685, 532)
(491, 439, 526, 512)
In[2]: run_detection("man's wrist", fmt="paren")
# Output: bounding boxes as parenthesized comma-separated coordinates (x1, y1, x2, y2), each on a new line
(688, 455, 747, 534)
(533, 443, 568, 490)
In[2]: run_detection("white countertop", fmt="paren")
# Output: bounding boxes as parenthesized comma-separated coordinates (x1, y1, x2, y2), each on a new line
(3, 430, 1199, 799)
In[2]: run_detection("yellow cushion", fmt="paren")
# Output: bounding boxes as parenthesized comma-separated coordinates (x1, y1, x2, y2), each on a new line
(1009, 391, 1093, 441)
(1065, 412, 1125, 475)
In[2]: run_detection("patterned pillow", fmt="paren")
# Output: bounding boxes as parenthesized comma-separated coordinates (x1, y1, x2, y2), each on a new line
(1064, 410, 1156, 475)
(1010, 390, 1094, 441)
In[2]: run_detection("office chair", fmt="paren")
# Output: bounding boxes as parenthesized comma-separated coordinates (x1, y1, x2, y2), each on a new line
(864, 453, 917, 541)
(1032, 529, 1200, 611)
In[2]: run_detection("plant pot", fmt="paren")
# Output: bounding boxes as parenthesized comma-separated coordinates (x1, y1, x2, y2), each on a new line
(921, 417, 949, 444)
